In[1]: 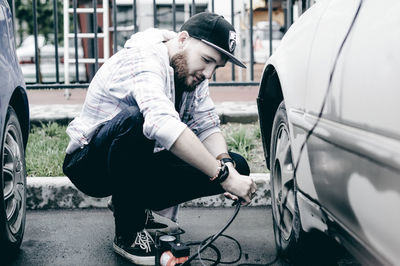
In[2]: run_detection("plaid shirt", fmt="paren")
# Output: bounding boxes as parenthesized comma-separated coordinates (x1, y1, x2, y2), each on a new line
(66, 28, 221, 154)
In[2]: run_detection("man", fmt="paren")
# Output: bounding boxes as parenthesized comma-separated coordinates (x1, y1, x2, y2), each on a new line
(63, 12, 257, 265)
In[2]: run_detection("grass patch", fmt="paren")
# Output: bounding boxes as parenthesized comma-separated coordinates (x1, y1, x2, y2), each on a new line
(26, 122, 69, 177)
(222, 122, 267, 173)
(26, 122, 266, 176)
(225, 126, 255, 160)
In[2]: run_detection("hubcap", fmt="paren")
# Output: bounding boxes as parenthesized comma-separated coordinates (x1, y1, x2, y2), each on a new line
(2, 123, 25, 236)
(272, 122, 295, 241)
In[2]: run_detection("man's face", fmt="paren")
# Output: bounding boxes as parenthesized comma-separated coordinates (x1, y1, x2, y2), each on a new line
(171, 38, 227, 92)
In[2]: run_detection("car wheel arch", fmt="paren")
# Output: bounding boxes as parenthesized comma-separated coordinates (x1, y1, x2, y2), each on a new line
(258, 68, 330, 234)
(257, 64, 284, 170)
(259, 69, 348, 259)
(9, 87, 29, 149)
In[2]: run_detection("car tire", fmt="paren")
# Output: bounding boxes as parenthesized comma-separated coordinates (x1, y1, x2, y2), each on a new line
(270, 101, 305, 259)
(0, 106, 27, 256)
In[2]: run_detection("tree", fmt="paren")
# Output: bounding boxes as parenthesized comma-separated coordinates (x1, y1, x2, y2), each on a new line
(14, 0, 64, 46)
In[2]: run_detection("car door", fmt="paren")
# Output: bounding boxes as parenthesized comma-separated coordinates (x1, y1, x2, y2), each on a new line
(0, 0, 12, 112)
(327, 0, 400, 264)
(304, 0, 400, 264)
(300, 0, 362, 206)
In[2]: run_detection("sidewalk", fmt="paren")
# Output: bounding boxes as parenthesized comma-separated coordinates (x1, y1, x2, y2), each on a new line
(28, 87, 260, 125)
(29, 101, 259, 125)
(27, 86, 260, 104)
(26, 86, 269, 210)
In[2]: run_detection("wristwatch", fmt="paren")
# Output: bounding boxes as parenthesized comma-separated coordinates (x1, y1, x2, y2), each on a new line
(216, 159, 230, 183)
(216, 153, 236, 168)
(210, 159, 230, 183)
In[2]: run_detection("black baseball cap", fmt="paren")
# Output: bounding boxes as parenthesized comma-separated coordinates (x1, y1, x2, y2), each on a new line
(180, 12, 246, 68)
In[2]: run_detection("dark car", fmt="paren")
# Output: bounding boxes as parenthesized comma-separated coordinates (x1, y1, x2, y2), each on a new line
(0, 0, 30, 258)
(257, 0, 400, 265)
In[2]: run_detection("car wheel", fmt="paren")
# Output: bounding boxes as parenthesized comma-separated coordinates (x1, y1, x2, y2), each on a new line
(0, 106, 27, 255)
(270, 101, 303, 259)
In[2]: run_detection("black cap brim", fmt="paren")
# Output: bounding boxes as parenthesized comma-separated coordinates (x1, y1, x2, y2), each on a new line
(201, 39, 246, 68)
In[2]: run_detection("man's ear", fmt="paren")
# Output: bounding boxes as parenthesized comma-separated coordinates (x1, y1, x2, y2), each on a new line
(177, 31, 190, 49)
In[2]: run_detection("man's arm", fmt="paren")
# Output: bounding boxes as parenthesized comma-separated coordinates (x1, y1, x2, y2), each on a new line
(201, 131, 228, 158)
(170, 128, 256, 204)
(170, 127, 220, 178)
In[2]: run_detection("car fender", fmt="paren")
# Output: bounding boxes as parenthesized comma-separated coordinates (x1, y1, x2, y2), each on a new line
(258, 0, 332, 197)
(0, 0, 29, 147)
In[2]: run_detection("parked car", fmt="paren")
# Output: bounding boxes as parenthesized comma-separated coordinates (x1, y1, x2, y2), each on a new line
(0, 0, 30, 259)
(257, 0, 400, 265)
(16, 35, 87, 83)
(253, 21, 283, 63)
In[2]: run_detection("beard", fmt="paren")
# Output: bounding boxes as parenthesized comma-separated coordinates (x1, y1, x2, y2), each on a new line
(170, 51, 200, 92)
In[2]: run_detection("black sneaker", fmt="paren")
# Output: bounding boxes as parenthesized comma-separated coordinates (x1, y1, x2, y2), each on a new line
(113, 229, 155, 265)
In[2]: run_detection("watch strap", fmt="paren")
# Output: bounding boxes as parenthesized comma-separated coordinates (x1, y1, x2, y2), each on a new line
(220, 157, 235, 166)
(216, 153, 230, 160)
(209, 159, 230, 183)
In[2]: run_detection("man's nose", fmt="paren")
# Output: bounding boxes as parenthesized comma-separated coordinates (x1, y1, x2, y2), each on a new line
(203, 66, 215, 79)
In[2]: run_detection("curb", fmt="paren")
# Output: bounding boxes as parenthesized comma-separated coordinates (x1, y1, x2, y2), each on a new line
(26, 173, 270, 209)
(215, 102, 259, 124)
(29, 104, 81, 126)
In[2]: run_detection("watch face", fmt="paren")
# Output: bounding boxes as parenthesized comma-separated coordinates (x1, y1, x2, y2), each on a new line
(217, 159, 230, 183)
(220, 160, 226, 167)
(220, 159, 229, 170)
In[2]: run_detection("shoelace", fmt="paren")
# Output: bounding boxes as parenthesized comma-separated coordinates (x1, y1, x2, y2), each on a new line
(134, 230, 154, 253)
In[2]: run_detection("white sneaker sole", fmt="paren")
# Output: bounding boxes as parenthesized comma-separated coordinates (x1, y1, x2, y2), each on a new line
(113, 242, 155, 265)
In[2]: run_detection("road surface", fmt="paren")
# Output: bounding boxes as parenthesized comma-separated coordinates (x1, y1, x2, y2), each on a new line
(5, 207, 357, 266)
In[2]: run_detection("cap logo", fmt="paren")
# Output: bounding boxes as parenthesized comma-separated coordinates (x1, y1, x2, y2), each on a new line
(229, 31, 236, 53)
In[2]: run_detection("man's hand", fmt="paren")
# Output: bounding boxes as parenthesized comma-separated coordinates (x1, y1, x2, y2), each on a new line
(220, 164, 257, 205)
(169, 128, 256, 204)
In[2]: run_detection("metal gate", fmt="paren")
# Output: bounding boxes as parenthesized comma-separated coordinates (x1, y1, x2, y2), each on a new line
(10, 0, 314, 91)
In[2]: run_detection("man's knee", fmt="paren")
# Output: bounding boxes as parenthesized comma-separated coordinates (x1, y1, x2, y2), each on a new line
(229, 152, 250, 176)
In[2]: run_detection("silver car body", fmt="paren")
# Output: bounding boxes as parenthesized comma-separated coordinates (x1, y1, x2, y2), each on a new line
(16, 35, 87, 83)
(0, 0, 29, 255)
(0, 0, 29, 141)
(258, 0, 400, 264)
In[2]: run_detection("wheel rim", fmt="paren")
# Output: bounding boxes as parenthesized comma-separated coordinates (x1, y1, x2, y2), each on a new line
(272, 121, 295, 241)
(2, 123, 25, 236)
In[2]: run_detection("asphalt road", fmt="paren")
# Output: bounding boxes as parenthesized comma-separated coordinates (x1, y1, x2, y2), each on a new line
(5, 207, 358, 266)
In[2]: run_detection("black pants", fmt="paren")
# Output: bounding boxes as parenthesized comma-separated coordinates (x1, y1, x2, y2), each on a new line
(63, 102, 250, 243)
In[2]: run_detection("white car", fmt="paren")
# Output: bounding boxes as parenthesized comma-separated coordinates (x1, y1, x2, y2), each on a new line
(257, 0, 400, 265)
(16, 35, 87, 83)
(253, 21, 283, 63)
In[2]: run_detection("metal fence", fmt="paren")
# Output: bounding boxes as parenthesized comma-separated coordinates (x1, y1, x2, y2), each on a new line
(11, 0, 313, 91)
